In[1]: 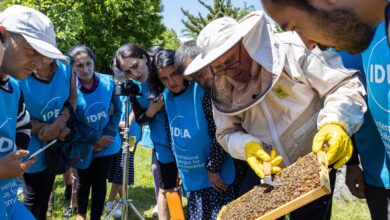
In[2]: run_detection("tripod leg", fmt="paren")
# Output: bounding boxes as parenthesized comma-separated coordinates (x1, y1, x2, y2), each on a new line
(113, 100, 145, 220)
(105, 202, 121, 220)
(128, 201, 145, 220)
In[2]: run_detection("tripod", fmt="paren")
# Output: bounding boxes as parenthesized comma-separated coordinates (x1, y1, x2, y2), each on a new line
(106, 98, 145, 220)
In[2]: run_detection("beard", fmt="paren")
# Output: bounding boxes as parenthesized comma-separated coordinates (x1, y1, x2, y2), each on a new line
(315, 8, 375, 54)
(193, 68, 214, 92)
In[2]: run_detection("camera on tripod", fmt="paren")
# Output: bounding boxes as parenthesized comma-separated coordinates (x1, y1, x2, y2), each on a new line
(115, 80, 140, 96)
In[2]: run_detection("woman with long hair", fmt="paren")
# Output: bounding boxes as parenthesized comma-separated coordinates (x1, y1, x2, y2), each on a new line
(156, 49, 238, 220)
(112, 44, 177, 220)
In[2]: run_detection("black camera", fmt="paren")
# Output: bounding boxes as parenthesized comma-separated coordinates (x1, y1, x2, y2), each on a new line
(115, 80, 141, 96)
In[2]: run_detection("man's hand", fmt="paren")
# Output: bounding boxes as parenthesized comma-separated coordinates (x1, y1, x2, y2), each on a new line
(38, 122, 62, 141)
(208, 171, 228, 192)
(245, 142, 282, 178)
(312, 122, 353, 169)
(345, 165, 365, 199)
(0, 150, 35, 179)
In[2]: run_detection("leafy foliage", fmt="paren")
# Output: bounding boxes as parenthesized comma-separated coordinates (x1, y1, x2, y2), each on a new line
(181, 0, 255, 39)
(152, 28, 181, 50)
(3, 0, 177, 73)
(0, 1, 11, 11)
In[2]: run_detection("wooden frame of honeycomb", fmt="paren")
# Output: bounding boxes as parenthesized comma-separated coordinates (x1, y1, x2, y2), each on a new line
(218, 152, 331, 220)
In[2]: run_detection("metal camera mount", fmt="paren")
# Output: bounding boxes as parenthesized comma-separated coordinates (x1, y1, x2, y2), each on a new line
(105, 97, 145, 220)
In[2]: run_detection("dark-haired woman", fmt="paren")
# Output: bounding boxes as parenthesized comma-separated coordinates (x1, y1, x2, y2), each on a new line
(146, 45, 164, 217)
(156, 49, 237, 220)
(68, 45, 122, 220)
(113, 44, 176, 220)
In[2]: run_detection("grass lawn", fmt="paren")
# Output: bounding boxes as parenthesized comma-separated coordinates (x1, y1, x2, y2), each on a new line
(331, 199, 370, 220)
(47, 146, 371, 220)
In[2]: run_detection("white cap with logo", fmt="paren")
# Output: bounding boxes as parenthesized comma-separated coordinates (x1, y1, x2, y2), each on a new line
(0, 5, 68, 64)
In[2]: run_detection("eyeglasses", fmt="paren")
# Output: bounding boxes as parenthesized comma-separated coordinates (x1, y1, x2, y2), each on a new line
(210, 43, 241, 76)
(386, 2, 390, 46)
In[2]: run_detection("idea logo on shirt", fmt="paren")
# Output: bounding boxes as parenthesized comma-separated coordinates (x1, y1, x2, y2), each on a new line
(170, 115, 192, 139)
(0, 117, 14, 153)
(0, 137, 14, 153)
(365, 36, 390, 114)
(84, 102, 107, 129)
(42, 109, 61, 122)
(171, 127, 192, 139)
(86, 111, 107, 123)
(40, 97, 63, 122)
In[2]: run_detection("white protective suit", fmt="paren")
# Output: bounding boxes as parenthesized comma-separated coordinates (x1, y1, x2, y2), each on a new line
(214, 12, 367, 166)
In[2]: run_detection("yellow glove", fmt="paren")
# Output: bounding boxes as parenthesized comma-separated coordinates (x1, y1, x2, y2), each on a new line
(245, 142, 283, 178)
(312, 122, 353, 169)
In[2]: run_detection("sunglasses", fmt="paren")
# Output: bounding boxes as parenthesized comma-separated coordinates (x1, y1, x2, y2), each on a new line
(386, 2, 390, 46)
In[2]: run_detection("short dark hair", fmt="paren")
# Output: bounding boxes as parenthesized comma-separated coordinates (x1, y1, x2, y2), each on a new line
(155, 49, 175, 69)
(151, 49, 175, 94)
(270, 0, 316, 12)
(174, 40, 200, 74)
(147, 45, 164, 62)
(67, 45, 96, 64)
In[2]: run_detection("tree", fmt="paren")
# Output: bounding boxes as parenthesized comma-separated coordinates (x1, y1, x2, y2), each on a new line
(0, 1, 11, 10)
(4, 0, 178, 73)
(181, 0, 255, 39)
(74, 0, 166, 73)
(152, 28, 181, 50)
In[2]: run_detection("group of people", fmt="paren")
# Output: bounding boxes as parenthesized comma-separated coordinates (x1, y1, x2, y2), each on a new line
(0, 1, 388, 220)
(0, 5, 142, 220)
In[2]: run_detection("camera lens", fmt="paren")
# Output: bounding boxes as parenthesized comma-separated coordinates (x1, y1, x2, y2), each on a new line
(115, 80, 140, 96)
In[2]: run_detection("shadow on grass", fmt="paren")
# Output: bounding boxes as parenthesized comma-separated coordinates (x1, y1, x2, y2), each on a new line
(123, 185, 157, 220)
(51, 182, 157, 220)
(125, 186, 188, 220)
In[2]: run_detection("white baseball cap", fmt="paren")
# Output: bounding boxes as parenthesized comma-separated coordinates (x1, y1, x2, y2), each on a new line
(0, 5, 68, 64)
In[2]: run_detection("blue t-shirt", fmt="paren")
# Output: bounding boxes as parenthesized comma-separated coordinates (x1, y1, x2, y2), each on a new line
(134, 81, 174, 163)
(361, 21, 390, 188)
(338, 50, 390, 188)
(19, 60, 71, 173)
(362, 21, 390, 156)
(164, 83, 235, 191)
(74, 74, 121, 169)
(0, 78, 30, 219)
